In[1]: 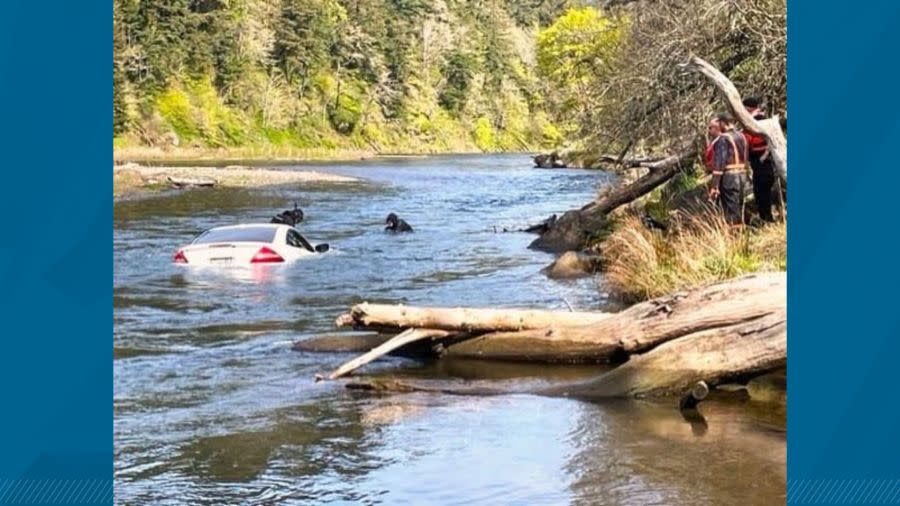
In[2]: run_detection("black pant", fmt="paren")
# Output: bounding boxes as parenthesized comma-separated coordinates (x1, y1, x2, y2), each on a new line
(719, 172, 745, 225)
(750, 155, 776, 222)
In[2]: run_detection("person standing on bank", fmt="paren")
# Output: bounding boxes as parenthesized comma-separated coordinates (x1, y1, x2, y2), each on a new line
(741, 97, 776, 222)
(708, 113, 749, 229)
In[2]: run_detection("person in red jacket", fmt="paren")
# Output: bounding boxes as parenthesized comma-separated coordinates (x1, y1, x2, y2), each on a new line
(742, 97, 776, 222)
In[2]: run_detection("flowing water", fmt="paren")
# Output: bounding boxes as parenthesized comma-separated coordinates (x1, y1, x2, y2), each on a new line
(114, 154, 785, 505)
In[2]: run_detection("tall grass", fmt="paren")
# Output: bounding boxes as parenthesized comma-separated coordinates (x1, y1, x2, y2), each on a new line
(601, 208, 786, 302)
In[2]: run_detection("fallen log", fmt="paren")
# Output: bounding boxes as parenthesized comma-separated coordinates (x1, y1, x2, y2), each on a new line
(345, 310, 785, 399)
(439, 272, 784, 362)
(166, 175, 217, 188)
(324, 328, 450, 379)
(336, 303, 612, 333)
(530, 150, 694, 252)
(582, 150, 695, 216)
(542, 309, 786, 398)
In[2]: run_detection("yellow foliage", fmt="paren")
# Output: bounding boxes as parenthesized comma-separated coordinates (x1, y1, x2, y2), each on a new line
(536, 7, 628, 87)
(472, 117, 497, 151)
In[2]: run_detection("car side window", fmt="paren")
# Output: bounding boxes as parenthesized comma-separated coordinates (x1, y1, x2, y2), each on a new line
(286, 230, 313, 251)
(286, 230, 301, 248)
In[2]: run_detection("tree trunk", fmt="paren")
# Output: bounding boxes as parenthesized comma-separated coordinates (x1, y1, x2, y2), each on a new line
(331, 273, 784, 364)
(338, 273, 786, 398)
(440, 272, 784, 362)
(344, 311, 785, 399)
(684, 56, 787, 183)
(541, 309, 786, 398)
(529, 150, 694, 252)
(582, 150, 695, 216)
(336, 304, 612, 333)
(345, 310, 785, 399)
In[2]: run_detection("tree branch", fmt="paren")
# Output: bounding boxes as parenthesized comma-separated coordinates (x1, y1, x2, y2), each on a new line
(681, 56, 787, 182)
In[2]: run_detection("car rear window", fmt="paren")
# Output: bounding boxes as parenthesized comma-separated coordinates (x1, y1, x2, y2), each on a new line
(192, 227, 277, 244)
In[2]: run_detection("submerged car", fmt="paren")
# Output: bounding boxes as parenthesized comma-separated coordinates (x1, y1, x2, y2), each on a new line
(173, 224, 329, 265)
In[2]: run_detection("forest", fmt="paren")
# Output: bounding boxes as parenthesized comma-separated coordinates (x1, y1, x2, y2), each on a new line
(113, 0, 570, 155)
(114, 0, 785, 159)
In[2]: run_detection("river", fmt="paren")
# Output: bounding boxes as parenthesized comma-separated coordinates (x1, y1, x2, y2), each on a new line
(114, 154, 785, 505)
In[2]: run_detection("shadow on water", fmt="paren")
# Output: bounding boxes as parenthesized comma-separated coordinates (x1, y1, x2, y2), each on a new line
(566, 398, 786, 505)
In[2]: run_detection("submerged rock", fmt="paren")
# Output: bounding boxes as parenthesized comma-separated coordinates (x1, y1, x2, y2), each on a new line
(543, 251, 601, 279)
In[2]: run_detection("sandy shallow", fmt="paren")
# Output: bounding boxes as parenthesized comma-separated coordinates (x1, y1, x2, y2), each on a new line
(113, 163, 357, 200)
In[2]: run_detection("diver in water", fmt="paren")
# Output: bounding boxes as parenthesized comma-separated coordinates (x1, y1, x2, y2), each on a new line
(271, 203, 304, 226)
(385, 213, 413, 232)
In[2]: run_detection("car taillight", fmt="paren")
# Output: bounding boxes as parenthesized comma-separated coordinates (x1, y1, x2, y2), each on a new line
(250, 246, 284, 263)
(173, 250, 188, 264)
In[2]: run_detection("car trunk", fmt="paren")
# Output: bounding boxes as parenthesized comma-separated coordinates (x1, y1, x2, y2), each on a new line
(180, 242, 272, 265)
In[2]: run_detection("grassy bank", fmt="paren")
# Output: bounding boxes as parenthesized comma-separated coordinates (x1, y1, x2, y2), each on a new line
(600, 210, 786, 303)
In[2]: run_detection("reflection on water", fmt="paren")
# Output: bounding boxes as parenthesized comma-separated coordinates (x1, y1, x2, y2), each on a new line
(114, 155, 785, 504)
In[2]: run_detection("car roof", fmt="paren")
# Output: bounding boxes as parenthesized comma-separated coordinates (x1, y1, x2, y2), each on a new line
(207, 223, 290, 232)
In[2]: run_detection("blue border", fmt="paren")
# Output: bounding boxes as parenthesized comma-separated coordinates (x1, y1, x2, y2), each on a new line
(788, 0, 900, 500)
(0, 0, 112, 503)
(2, 0, 899, 503)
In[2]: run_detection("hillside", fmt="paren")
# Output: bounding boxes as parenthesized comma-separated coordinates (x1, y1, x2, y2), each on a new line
(113, 0, 571, 157)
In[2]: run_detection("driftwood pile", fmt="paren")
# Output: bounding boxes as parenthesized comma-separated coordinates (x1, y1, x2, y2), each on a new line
(303, 272, 785, 399)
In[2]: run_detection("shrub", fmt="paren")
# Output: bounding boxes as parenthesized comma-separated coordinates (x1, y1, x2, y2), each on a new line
(472, 117, 497, 151)
(156, 87, 200, 141)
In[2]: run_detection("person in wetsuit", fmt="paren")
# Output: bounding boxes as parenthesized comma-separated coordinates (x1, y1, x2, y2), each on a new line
(271, 203, 304, 226)
(385, 213, 413, 232)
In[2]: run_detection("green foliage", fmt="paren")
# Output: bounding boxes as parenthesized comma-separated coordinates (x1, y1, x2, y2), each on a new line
(439, 50, 479, 115)
(114, 0, 572, 154)
(328, 93, 363, 134)
(274, 0, 346, 89)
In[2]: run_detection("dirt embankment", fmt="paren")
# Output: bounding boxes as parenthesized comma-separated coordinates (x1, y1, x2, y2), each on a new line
(113, 163, 358, 201)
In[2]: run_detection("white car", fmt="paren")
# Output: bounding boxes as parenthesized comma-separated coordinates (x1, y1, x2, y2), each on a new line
(173, 224, 329, 265)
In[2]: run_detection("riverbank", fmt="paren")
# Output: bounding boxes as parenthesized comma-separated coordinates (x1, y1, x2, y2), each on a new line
(113, 144, 488, 165)
(113, 162, 358, 201)
(115, 146, 377, 164)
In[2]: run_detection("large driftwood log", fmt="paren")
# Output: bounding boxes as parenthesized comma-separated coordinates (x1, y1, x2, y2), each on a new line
(344, 310, 785, 399)
(541, 310, 786, 398)
(336, 304, 612, 332)
(440, 272, 784, 362)
(684, 56, 787, 183)
(338, 273, 786, 397)
(582, 150, 695, 216)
